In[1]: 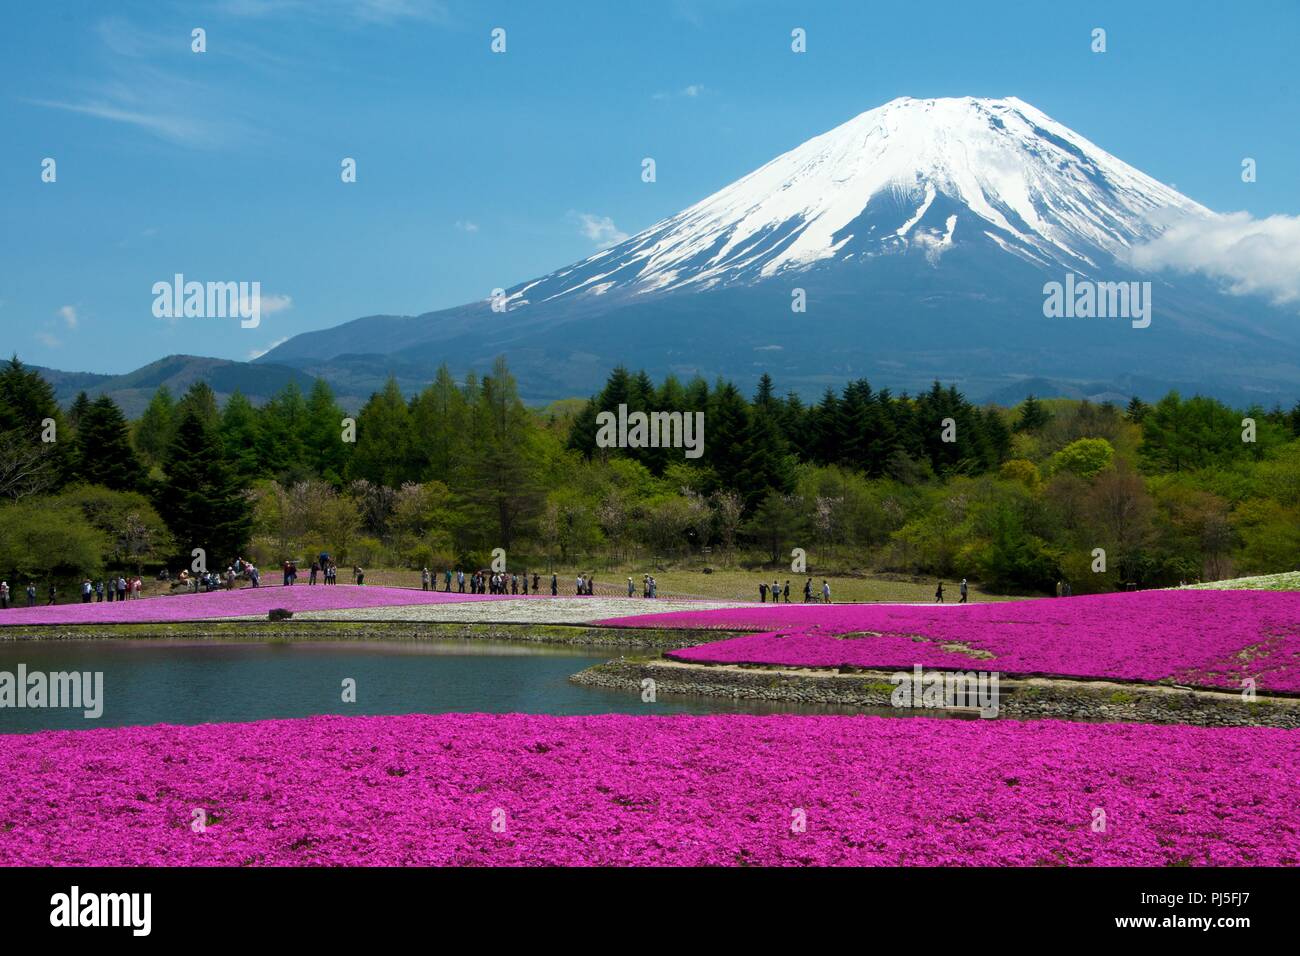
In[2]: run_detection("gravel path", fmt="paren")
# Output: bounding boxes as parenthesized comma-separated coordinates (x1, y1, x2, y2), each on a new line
(234, 596, 747, 626)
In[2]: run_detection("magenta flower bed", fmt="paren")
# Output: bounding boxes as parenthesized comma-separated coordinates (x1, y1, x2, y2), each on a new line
(0, 713, 1294, 866)
(0, 585, 486, 626)
(599, 591, 1300, 692)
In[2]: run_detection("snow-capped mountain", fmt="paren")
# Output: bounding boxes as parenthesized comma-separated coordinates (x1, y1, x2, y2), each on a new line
(500, 96, 1210, 308)
(260, 97, 1297, 405)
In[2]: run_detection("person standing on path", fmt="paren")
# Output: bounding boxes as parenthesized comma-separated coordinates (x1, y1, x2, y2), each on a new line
(959, 579, 968, 603)
(550, 572, 558, 596)
(935, 580, 945, 603)
(821, 580, 831, 604)
(759, 582, 768, 603)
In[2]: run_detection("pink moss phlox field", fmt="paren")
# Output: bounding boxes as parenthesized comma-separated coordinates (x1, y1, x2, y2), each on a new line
(600, 591, 1300, 692)
(1, 713, 1295, 866)
(0, 585, 488, 626)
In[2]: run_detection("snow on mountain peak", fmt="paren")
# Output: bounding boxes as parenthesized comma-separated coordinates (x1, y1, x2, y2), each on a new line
(509, 96, 1213, 308)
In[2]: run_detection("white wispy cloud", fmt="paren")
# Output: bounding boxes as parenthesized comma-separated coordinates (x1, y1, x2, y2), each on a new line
(27, 97, 228, 147)
(259, 293, 293, 316)
(573, 212, 629, 248)
(35, 331, 61, 348)
(653, 84, 707, 101)
(25, 19, 258, 148)
(1129, 211, 1300, 306)
(248, 336, 289, 359)
(455, 219, 480, 233)
(58, 305, 78, 329)
(218, 0, 449, 24)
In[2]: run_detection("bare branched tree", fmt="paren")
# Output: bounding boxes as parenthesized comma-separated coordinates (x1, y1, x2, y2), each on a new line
(0, 431, 58, 502)
(711, 489, 743, 567)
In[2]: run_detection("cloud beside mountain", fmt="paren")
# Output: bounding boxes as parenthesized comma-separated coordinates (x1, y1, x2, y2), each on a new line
(1129, 212, 1300, 306)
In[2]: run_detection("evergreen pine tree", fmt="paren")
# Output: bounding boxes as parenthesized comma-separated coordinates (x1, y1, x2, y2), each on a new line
(1125, 395, 1150, 424)
(134, 385, 176, 466)
(980, 405, 1012, 468)
(0, 355, 73, 491)
(305, 377, 350, 483)
(349, 376, 415, 487)
(219, 391, 262, 482)
(464, 357, 543, 550)
(159, 407, 252, 564)
(73, 395, 145, 491)
(1014, 394, 1052, 432)
(809, 387, 844, 464)
(67, 391, 93, 431)
(175, 381, 220, 430)
(735, 406, 797, 511)
(255, 381, 309, 478)
(705, 381, 750, 489)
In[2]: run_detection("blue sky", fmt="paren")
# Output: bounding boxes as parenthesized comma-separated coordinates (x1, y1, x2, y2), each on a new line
(3, 0, 1298, 375)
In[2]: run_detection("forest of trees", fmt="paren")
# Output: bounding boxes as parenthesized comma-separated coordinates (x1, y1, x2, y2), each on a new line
(2, 353, 1298, 596)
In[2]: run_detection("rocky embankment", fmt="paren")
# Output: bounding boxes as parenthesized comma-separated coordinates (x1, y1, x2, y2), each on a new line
(0, 619, 742, 651)
(572, 658, 1300, 727)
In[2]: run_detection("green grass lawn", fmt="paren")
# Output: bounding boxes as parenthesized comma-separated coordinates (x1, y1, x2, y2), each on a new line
(583, 568, 1021, 603)
(366, 565, 1021, 603)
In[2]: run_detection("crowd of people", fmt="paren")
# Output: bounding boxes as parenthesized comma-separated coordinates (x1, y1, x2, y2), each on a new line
(0, 576, 148, 608)
(277, 557, 347, 586)
(627, 575, 659, 598)
(416, 568, 620, 597)
(753, 578, 834, 603)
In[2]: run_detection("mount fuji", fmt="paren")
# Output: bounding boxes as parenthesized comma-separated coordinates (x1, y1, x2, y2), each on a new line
(259, 96, 1300, 406)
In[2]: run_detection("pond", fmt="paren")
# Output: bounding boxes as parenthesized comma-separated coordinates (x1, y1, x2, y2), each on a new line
(0, 638, 940, 732)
